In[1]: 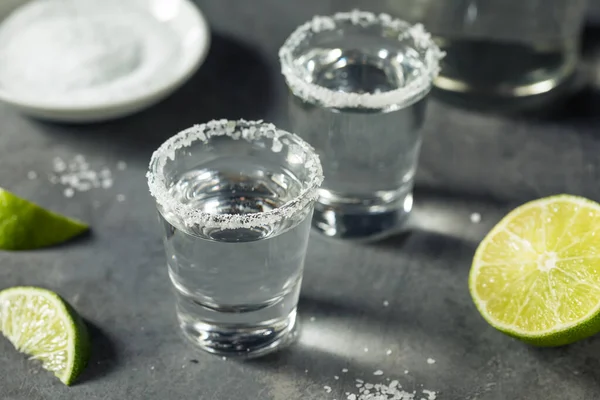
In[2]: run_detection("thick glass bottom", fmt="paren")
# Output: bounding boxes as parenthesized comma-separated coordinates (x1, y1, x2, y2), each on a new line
(313, 188, 413, 241)
(177, 305, 298, 358)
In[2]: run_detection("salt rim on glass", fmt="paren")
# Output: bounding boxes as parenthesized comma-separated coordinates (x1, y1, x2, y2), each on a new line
(147, 119, 324, 230)
(278, 9, 445, 110)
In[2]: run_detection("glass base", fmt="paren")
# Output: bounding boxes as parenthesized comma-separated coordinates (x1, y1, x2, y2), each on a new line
(177, 306, 298, 358)
(312, 191, 413, 241)
(432, 72, 579, 113)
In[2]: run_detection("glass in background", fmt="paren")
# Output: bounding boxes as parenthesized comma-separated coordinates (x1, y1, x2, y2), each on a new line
(279, 10, 443, 240)
(425, 0, 588, 110)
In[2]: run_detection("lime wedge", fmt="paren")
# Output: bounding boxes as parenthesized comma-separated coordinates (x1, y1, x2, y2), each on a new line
(470, 194, 600, 346)
(0, 287, 90, 385)
(0, 188, 88, 250)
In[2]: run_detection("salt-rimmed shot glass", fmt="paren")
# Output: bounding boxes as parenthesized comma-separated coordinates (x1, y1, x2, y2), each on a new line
(147, 119, 323, 357)
(279, 10, 443, 241)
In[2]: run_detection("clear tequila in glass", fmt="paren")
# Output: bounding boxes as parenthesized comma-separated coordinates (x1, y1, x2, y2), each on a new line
(280, 10, 443, 240)
(147, 120, 323, 357)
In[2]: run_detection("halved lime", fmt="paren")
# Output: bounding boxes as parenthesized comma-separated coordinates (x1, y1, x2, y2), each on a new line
(0, 188, 88, 250)
(470, 194, 600, 346)
(0, 287, 90, 385)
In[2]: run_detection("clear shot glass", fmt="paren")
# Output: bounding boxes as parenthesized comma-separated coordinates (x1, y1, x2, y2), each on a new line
(279, 10, 443, 241)
(147, 119, 323, 357)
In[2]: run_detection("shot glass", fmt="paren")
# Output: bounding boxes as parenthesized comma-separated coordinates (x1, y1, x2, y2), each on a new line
(147, 119, 323, 357)
(279, 10, 443, 241)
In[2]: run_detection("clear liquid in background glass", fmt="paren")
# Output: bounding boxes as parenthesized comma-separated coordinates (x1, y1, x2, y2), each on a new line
(289, 45, 427, 240)
(421, 0, 588, 110)
(158, 156, 312, 356)
(434, 37, 577, 107)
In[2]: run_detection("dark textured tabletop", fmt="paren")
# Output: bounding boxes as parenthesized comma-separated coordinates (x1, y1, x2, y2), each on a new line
(1, 1, 600, 399)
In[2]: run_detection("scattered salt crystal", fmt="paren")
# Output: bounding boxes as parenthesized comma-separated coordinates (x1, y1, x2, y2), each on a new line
(427, 358, 436, 365)
(404, 370, 409, 374)
(373, 370, 383, 376)
(386, 349, 392, 355)
(117, 161, 127, 170)
(304, 369, 308, 373)
(363, 347, 369, 352)
(310, 316, 316, 322)
(150, 366, 155, 370)
(222, 356, 227, 361)
(64, 187, 74, 198)
(344, 375, 436, 400)
(116, 194, 126, 202)
(27, 171, 37, 180)
(470, 212, 482, 223)
(47, 155, 120, 196)
(355, 379, 364, 383)
(324, 386, 332, 393)
(53, 157, 66, 172)
(383, 300, 389, 307)
(76, 182, 92, 191)
(334, 375, 339, 380)
(342, 368, 348, 373)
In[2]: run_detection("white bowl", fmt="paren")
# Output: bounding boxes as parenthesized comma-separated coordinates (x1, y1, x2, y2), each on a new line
(0, 0, 210, 123)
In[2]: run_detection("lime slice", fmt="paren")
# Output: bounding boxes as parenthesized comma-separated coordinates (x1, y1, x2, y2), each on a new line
(0, 287, 90, 385)
(0, 188, 88, 250)
(470, 194, 600, 346)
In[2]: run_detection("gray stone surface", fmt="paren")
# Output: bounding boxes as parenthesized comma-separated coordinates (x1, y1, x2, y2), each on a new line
(1, 0, 600, 399)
